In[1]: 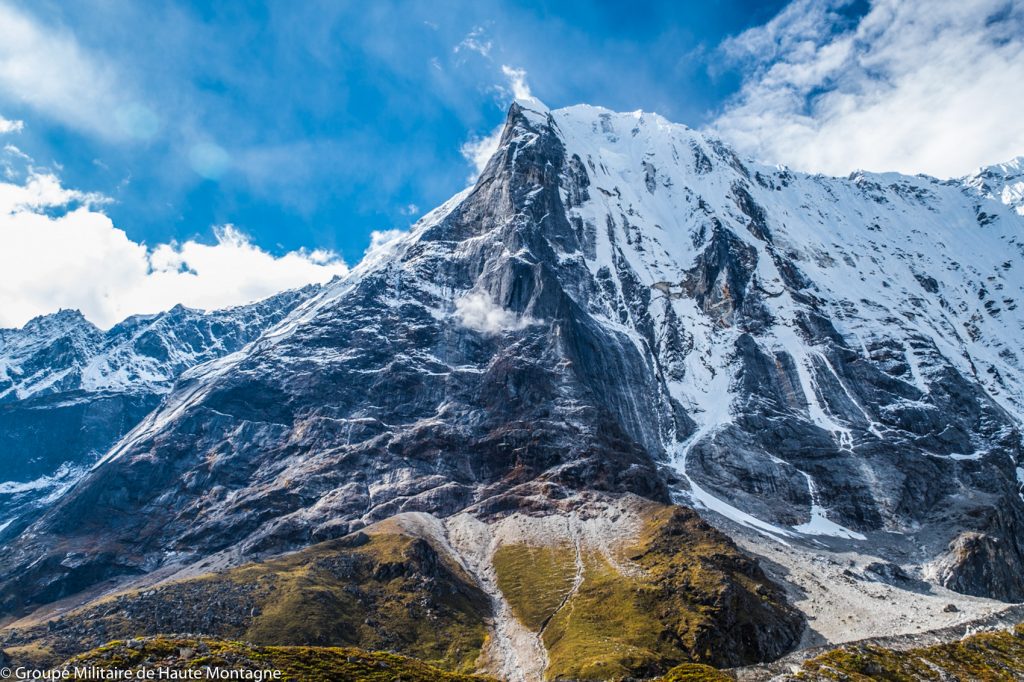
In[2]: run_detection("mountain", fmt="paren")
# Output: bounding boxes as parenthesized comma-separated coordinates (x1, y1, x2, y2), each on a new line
(1, 100, 1023, 679)
(963, 156, 1024, 215)
(0, 286, 318, 539)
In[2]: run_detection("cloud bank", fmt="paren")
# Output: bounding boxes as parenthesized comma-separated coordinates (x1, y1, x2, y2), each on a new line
(713, 0, 1024, 177)
(0, 158, 348, 329)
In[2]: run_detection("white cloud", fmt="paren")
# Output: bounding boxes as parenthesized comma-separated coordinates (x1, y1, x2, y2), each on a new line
(0, 115, 22, 134)
(455, 26, 492, 57)
(500, 65, 532, 100)
(459, 65, 544, 184)
(455, 290, 535, 335)
(357, 228, 409, 270)
(399, 203, 419, 216)
(0, 4, 153, 140)
(712, 0, 1024, 177)
(0, 166, 348, 329)
(0, 170, 106, 212)
(460, 126, 503, 183)
(367, 228, 406, 252)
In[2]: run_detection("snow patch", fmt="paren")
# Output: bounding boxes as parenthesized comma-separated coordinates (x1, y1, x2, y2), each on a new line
(671, 433, 794, 545)
(793, 471, 867, 540)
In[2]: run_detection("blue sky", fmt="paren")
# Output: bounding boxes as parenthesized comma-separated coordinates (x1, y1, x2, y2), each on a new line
(0, 0, 1021, 327)
(1, 0, 795, 260)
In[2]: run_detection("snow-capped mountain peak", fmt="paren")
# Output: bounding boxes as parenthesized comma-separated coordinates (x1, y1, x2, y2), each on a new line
(3, 101, 1024, 619)
(964, 155, 1024, 215)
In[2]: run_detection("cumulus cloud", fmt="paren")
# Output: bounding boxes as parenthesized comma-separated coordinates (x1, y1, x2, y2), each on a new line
(0, 115, 22, 134)
(460, 126, 503, 183)
(0, 165, 348, 329)
(366, 228, 407, 252)
(712, 0, 1024, 177)
(455, 290, 535, 335)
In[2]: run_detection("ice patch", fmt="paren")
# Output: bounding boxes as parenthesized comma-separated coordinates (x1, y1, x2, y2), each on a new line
(0, 462, 85, 496)
(0, 464, 88, 529)
(924, 450, 987, 461)
(0, 477, 57, 494)
(793, 472, 867, 541)
(771, 322, 854, 451)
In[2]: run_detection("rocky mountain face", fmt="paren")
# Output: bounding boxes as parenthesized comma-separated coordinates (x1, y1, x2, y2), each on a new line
(1, 100, 1023, 679)
(0, 287, 317, 540)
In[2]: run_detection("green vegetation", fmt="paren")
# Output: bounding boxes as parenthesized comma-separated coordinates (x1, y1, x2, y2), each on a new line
(61, 636, 495, 682)
(542, 549, 677, 680)
(3, 503, 800, 680)
(492, 543, 577, 631)
(2, 528, 490, 673)
(234, 531, 489, 671)
(1, 642, 57, 670)
(491, 503, 801, 680)
(656, 663, 733, 681)
(793, 623, 1024, 681)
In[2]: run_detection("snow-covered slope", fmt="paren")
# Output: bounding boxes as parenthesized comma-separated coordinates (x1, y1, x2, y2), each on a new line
(0, 286, 318, 537)
(964, 156, 1024, 215)
(0, 288, 318, 402)
(548, 105, 1024, 578)
(2, 100, 1023, 620)
(553, 105, 1024, 423)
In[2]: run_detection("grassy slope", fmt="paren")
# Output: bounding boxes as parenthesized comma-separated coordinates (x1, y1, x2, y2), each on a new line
(491, 504, 803, 680)
(791, 623, 1024, 681)
(49, 624, 1024, 681)
(656, 664, 733, 681)
(492, 544, 577, 631)
(2, 529, 490, 672)
(60, 636, 495, 682)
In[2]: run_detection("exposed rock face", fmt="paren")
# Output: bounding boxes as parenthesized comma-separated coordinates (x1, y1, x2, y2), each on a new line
(1, 99, 1023, 632)
(0, 287, 317, 540)
(932, 516, 1024, 602)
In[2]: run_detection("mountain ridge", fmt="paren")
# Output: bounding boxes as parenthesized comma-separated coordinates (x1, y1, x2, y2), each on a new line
(0, 285, 319, 541)
(2, 100, 1024, 679)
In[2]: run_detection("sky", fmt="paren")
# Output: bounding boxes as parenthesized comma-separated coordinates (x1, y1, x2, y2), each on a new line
(0, 0, 1022, 328)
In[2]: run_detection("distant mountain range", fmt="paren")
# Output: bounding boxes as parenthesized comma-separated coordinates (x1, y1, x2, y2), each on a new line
(0, 286, 316, 539)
